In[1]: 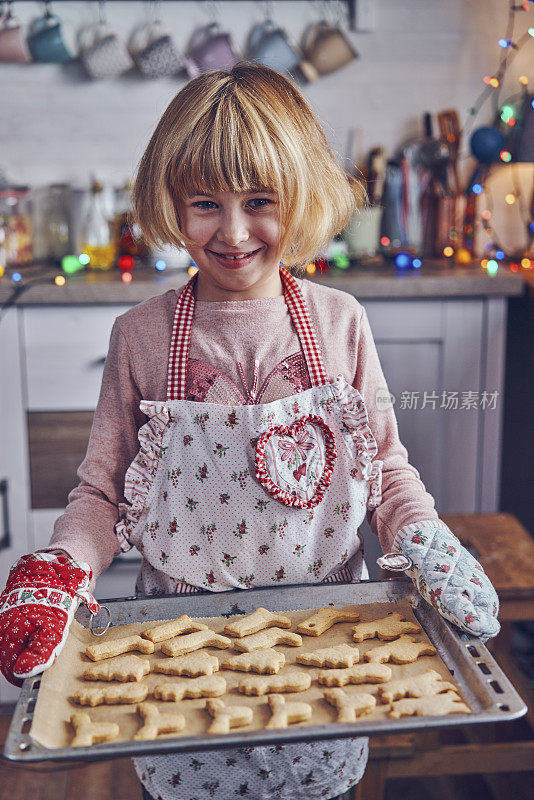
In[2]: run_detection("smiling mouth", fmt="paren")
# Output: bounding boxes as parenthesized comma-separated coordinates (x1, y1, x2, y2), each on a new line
(208, 248, 263, 260)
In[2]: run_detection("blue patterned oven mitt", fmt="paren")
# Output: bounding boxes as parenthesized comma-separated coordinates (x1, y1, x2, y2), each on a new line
(391, 520, 500, 640)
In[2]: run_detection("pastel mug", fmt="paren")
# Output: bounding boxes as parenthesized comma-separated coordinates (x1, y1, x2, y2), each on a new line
(78, 22, 134, 79)
(300, 21, 358, 79)
(184, 22, 240, 78)
(0, 11, 31, 63)
(27, 10, 76, 63)
(247, 18, 302, 75)
(129, 20, 184, 78)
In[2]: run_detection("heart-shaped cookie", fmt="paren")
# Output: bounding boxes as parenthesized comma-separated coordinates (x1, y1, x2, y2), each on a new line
(255, 414, 337, 508)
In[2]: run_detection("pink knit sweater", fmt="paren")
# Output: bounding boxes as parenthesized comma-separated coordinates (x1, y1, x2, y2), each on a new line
(46, 277, 439, 584)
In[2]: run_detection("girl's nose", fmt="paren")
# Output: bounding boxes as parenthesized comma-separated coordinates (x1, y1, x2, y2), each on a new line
(216, 210, 250, 246)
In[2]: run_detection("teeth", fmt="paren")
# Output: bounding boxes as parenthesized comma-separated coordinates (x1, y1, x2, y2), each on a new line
(216, 251, 255, 260)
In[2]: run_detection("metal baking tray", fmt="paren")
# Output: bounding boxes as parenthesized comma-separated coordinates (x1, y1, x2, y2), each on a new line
(4, 578, 527, 762)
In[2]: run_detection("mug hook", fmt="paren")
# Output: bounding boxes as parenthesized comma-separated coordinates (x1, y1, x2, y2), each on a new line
(98, 0, 107, 26)
(150, 0, 162, 25)
(262, 0, 275, 21)
(202, 0, 219, 23)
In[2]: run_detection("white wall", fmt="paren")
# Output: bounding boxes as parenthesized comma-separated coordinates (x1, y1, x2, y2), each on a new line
(1, 0, 533, 189)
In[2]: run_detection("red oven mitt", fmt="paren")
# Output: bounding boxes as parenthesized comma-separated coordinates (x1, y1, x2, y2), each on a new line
(0, 551, 100, 687)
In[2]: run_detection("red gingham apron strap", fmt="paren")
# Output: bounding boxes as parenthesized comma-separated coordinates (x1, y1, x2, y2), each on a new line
(280, 267, 328, 387)
(167, 267, 328, 399)
(166, 274, 197, 400)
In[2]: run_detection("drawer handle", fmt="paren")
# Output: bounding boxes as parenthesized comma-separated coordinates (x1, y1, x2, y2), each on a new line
(0, 478, 11, 552)
(88, 356, 106, 368)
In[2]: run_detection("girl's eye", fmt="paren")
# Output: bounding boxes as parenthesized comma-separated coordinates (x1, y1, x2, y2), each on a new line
(191, 199, 273, 210)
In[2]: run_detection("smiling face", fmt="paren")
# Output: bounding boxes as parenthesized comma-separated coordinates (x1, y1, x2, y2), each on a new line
(178, 189, 285, 301)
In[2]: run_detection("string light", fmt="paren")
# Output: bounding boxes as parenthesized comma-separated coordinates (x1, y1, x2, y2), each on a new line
(154, 259, 167, 271)
(443, 246, 454, 257)
(305, 263, 316, 274)
(54, 275, 66, 286)
(487, 259, 499, 275)
(188, 265, 199, 277)
(79, 253, 90, 266)
(499, 150, 512, 161)
(505, 193, 516, 204)
(11, 272, 21, 282)
(380, 236, 390, 246)
(0, 265, 4, 278)
(121, 271, 133, 284)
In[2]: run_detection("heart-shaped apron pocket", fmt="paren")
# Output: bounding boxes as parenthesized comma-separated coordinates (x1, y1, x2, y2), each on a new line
(255, 414, 337, 508)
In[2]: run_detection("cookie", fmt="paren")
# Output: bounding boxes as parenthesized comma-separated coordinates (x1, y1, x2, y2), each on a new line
(82, 655, 151, 683)
(364, 635, 437, 664)
(323, 688, 376, 722)
(133, 701, 186, 741)
(233, 628, 303, 653)
(378, 669, 458, 703)
(389, 691, 471, 718)
(237, 671, 311, 696)
(219, 650, 286, 675)
(70, 711, 120, 747)
(161, 630, 232, 658)
(73, 682, 149, 707)
(141, 615, 209, 643)
(205, 698, 254, 734)
(152, 653, 219, 678)
(317, 663, 392, 686)
(223, 607, 292, 638)
(352, 611, 421, 642)
(85, 635, 155, 662)
(296, 606, 360, 637)
(265, 695, 313, 729)
(152, 675, 227, 701)
(296, 643, 360, 669)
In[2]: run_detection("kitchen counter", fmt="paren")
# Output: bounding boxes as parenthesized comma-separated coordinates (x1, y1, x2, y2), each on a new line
(0, 259, 525, 304)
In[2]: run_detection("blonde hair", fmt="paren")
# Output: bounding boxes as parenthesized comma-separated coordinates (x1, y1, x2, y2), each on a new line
(133, 61, 366, 272)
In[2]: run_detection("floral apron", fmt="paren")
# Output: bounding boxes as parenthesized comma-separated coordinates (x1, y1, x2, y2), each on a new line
(115, 266, 383, 800)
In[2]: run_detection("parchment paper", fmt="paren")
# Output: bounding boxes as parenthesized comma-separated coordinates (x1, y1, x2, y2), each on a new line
(30, 599, 469, 749)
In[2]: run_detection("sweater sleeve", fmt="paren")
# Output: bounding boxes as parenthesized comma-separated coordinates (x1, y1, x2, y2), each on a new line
(43, 319, 146, 588)
(354, 306, 441, 553)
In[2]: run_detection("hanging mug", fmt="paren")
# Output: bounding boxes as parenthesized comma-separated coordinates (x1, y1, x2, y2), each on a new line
(27, 10, 76, 63)
(129, 19, 184, 78)
(247, 18, 301, 75)
(78, 22, 134, 80)
(184, 22, 240, 78)
(300, 21, 358, 79)
(0, 10, 31, 62)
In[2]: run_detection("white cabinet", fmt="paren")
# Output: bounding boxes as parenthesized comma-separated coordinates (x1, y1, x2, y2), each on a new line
(0, 294, 509, 704)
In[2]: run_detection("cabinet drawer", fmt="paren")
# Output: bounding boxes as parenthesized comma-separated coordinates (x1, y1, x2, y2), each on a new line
(23, 306, 131, 410)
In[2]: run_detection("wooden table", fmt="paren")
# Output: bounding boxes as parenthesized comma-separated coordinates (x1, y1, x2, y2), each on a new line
(354, 512, 534, 800)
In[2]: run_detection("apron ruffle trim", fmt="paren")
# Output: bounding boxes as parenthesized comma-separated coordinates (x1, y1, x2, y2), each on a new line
(330, 375, 383, 510)
(115, 401, 171, 552)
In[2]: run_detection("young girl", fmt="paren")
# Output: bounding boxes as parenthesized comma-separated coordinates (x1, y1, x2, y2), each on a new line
(0, 62, 499, 800)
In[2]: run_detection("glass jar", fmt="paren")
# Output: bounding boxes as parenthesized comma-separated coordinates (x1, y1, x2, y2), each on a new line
(0, 186, 33, 266)
(43, 183, 71, 261)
